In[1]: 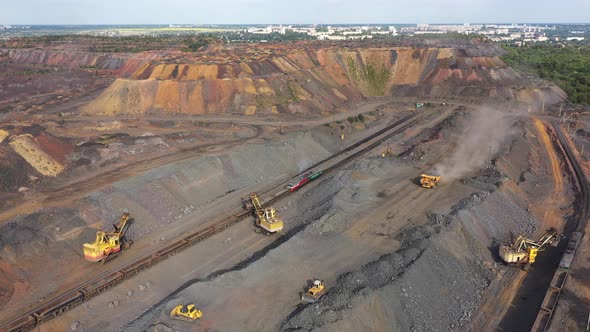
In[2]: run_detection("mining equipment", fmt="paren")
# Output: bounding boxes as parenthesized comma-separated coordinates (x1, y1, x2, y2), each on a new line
(170, 304, 203, 322)
(247, 192, 284, 235)
(301, 279, 326, 303)
(499, 229, 560, 269)
(381, 145, 393, 158)
(420, 174, 441, 189)
(82, 212, 133, 263)
(287, 169, 324, 192)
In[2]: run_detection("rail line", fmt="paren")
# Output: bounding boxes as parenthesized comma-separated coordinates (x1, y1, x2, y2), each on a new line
(0, 112, 421, 332)
(530, 121, 589, 332)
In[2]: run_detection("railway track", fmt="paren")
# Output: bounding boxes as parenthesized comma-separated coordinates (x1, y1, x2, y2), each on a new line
(0, 111, 423, 332)
(530, 121, 590, 332)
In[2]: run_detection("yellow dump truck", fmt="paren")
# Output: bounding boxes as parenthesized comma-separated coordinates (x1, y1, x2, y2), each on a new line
(420, 174, 441, 189)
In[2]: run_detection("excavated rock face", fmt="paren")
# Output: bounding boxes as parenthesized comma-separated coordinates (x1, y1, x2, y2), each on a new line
(79, 40, 539, 116)
(6, 49, 160, 76)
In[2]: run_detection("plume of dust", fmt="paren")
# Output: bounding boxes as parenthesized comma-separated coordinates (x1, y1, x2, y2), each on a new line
(433, 106, 518, 183)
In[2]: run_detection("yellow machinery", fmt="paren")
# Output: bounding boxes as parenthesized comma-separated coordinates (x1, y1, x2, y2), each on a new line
(246, 192, 284, 235)
(420, 174, 440, 189)
(301, 279, 326, 303)
(83, 213, 133, 263)
(499, 230, 559, 269)
(170, 304, 203, 322)
(381, 145, 393, 158)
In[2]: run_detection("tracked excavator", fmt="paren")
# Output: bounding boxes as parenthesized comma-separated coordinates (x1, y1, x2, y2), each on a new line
(420, 174, 440, 189)
(301, 279, 326, 303)
(83, 213, 133, 263)
(499, 229, 560, 269)
(170, 304, 203, 322)
(245, 192, 284, 235)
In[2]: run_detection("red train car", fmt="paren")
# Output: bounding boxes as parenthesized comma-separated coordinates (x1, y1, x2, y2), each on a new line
(287, 177, 309, 192)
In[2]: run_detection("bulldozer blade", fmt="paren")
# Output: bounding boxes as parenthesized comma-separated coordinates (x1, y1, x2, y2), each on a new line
(301, 293, 319, 304)
(170, 314, 198, 322)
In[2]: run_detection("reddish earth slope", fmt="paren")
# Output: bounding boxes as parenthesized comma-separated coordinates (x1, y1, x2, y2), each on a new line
(78, 41, 563, 116)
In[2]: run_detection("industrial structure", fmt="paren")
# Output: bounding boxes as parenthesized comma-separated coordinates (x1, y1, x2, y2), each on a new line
(499, 229, 560, 269)
(82, 213, 133, 263)
(246, 192, 284, 235)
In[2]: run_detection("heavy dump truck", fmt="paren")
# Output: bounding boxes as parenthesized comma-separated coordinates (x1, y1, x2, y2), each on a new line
(246, 192, 284, 235)
(420, 174, 440, 189)
(301, 279, 326, 303)
(499, 229, 559, 269)
(170, 304, 203, 322)
(83, 212, 133, 263)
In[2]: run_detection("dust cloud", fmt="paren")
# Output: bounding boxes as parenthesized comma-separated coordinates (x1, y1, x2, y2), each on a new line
(433, 106, 518, 182)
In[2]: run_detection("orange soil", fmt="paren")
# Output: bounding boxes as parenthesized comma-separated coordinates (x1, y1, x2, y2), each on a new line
(531, 118, 567, 230)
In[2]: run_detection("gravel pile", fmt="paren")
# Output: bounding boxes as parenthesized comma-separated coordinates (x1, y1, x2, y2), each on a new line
(282, 224, 430, 331)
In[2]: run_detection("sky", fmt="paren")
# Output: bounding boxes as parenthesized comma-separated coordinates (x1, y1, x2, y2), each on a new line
(1, 0, 589, 25)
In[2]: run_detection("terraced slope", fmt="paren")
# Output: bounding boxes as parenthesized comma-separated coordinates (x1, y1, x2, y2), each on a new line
(82, 42, 547, 116)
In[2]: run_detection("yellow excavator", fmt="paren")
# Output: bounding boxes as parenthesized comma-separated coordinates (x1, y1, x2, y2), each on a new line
(245, 192, 284, 235)
(170, 304, 203, 322)
(499, 229, 559, 269)
(301, 279, 326, 303)
(83, 213, 133, 263)
(420, 174, 441, 189)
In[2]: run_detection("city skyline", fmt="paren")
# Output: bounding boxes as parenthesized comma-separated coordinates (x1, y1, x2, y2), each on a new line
(1, 0, 589, 25)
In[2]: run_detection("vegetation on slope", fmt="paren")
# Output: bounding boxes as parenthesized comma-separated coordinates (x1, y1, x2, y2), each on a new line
(346, 57, 391, 95)
(502, 45, 590, 105)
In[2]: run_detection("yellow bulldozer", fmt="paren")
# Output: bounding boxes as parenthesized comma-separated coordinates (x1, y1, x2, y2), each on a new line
(499, 229, 559, 269)
(244, 192, 284, 235)
(420, 174, 440, 189)
(301, 279, 326, 303)
(82, 213, 133, 263)
(170, 304, 203, 322)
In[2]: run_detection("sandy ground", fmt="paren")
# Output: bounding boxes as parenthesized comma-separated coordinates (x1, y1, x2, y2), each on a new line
(24, 104, 574, 332)
(1, 38, 585, 332)
(30, 105, 458, 330)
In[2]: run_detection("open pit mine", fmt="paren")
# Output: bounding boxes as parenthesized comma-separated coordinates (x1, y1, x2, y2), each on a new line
(0, 38, 588, 332)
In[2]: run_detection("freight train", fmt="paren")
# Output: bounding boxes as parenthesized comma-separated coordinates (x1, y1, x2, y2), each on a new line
(287, 169, 324, 192)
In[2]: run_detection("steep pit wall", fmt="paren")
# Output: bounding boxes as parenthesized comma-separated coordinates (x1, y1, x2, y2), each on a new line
(82, 44, 532, 116)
